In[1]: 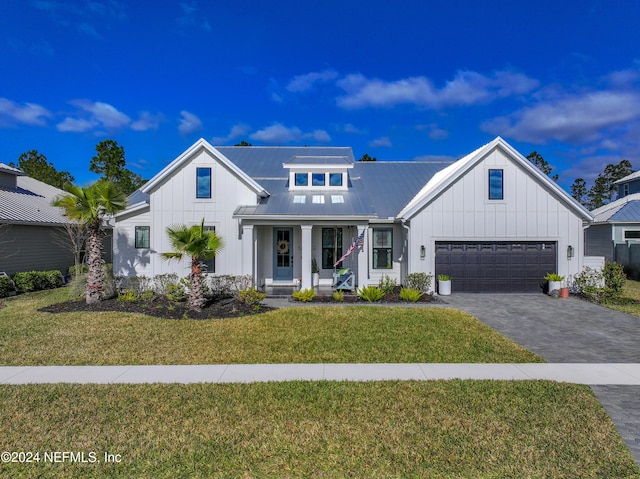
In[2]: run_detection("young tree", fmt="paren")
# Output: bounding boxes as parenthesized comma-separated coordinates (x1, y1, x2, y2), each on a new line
(527, 151, 558, 182)
(53, 181, 126, 304)
(52, 223, 89, 279)
(90, 140, 145, 195)
(160, 220, 223, 312)
(10, 150, 74, 189)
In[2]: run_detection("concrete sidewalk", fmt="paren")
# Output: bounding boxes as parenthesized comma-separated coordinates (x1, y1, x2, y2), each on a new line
(3, 363, 640, 385)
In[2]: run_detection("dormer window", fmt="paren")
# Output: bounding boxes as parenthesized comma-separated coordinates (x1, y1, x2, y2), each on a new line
(312, 173, 325, 186)
(330, 173, 343, 187)
(295, 173, 308, 186)
(284, 155, 353, 192)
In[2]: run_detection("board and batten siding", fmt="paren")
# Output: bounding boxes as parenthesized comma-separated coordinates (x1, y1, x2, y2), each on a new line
(112, 210, 152, 277)
(408, 148, 585, 282)
(115, 148, 258, 278)
(0, 224, 75, 276)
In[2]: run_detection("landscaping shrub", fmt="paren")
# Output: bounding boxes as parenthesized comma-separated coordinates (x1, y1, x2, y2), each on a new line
(571, 267, 604, 301)
(117, 289, 138, 302)
(0, 275, 16, 298)
(152, 273, 181, 295)
(378, 275, 397, 295)
(404, 272, 433, 293)
(292, 288, 316, 302)
(603, 261, 626, 299)
(208, 274, 254, 299)
(68, 264, 88, 278)
(12, 270, 63, 293)
(332, 290, 344, 302)
(399, 287, 424, 302)
(358, 285, 384, 302)
(166, 283, 187, 303)
(238, 287, 266, 306)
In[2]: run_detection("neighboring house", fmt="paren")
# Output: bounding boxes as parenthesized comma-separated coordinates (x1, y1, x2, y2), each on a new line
(113, 137, 592, 293)
(586, 172, 640, 276)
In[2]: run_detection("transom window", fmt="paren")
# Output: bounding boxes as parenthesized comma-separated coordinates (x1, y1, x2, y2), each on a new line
(322, 228, 343, 269)
(488, 169, 504, 200)
(135, 226, 150, 249)
(196, 167, 212, 199)
(625, 230, 640, 239)
(372, 228, 392, 269)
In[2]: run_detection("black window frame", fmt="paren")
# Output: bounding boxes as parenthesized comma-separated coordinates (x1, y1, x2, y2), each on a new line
(321, 227, 343, 269)
(196, 167, 212, 199)
(135, 226, 150, 249)
(488, 169, 504, 200)
(372, 228, 393, 269)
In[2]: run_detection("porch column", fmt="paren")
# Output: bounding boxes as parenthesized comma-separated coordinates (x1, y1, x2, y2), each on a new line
(357, 225, 368, 288)
(301, 225, 313, 290)
(241, 224, 254, 279)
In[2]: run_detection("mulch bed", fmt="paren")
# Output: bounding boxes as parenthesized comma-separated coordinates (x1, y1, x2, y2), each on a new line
(39, 296, 275, 320)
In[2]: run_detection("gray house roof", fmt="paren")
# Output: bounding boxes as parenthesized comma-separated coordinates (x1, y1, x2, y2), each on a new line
(591, 193, 640, 223)
(0, 163, 70, 226)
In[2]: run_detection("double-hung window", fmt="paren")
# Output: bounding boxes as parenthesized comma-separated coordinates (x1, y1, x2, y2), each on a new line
(372, 228, 392, 269)
(196, 167, 212, 199)
(322, 228, 342, 269)
(135, 226, 150, 249)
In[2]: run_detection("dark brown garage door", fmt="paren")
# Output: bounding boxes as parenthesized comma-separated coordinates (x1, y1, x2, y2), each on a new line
(435, 241, 557, 293)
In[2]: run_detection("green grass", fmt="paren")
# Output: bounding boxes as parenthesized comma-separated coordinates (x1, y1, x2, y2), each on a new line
(0, 381, 637, 478)
(0, 288, 541, 365)
(599, 279, 640, 317)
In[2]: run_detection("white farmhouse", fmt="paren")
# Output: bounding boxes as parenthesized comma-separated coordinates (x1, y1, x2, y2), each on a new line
(113, 137, 592, 293)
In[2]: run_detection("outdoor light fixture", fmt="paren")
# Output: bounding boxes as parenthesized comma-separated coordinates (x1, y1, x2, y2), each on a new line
(567, 245, 574, 259)
(420, 245, 426, 259)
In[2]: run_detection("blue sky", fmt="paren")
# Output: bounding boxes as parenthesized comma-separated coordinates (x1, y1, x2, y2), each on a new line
(1, 0, 639, 191)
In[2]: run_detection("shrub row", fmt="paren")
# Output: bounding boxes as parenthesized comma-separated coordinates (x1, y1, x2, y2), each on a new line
(12, 270, 63, 294)
(0, 276, 16, 298)
(570, 261, 626, 302)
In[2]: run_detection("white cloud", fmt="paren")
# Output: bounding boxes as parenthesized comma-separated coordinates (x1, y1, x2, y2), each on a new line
(250, 122, 331, 144)
(481, 90, 640, 143)
(56, 117, 97, 133)
(340, 123, 365, 134)
(369, 136, 392, 148)
(416, 123, 448, 140)
(286, 69, 339, 93)
(131, 111, 164, 131)
(336, 70, 539, 110)
(57, 99, 131, 133)
(0, 98, 52, 127)
(212, 123, 251, 144)
(178, 110, 203, 136)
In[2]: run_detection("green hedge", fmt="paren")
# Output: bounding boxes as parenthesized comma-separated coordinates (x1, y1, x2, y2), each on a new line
(12, 270, 64, 293)
(0, 276, 16, 298)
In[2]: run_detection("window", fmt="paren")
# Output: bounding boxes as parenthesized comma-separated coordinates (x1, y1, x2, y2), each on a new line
(372, 228, 392, 269)
(625, 230, 640, 239)
(329, 173, 343, 186)
(312, 195, 325, 204)
(322, 228, 342, 269)
(624, 183, 630, 197)
(202, 225, 216, 273)
(196, 167, 212, 198)
(293, 195, 306, 204)
(312, 173, 325, 186)
(331, 195, 344, 204)
(295, 173, 308, 186)
(488, 169, 504, 200)
(135, 226, 150, 249)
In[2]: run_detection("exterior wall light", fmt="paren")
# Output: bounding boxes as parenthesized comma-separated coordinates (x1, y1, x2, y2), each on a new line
(420, 245, 426, 259)
(567, 245, 574, 259)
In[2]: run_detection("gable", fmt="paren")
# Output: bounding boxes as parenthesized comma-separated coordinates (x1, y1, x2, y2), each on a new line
(399, 137, 592, 222)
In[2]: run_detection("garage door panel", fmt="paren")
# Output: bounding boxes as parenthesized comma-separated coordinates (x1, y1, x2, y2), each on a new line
(435, 241, 556, 293)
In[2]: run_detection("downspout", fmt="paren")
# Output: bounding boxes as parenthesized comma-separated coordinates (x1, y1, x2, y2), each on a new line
(401, 219, 411, 279)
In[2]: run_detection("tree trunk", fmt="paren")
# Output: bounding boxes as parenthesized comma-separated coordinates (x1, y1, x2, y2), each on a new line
(188, 257, 206, 311)
(85, 226, 105, 304)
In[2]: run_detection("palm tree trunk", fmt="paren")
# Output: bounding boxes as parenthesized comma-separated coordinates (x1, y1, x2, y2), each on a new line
(188, 257, 206, 311)
(85, 226, 105, 304)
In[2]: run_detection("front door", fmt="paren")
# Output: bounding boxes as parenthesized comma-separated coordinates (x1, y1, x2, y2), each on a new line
(273, 228, 294, 281)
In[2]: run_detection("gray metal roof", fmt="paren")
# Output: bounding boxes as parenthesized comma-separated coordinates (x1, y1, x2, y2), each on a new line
(609, 201, 640, 222)
(123, 145, 452, 220)
(0, 165, 71, 225)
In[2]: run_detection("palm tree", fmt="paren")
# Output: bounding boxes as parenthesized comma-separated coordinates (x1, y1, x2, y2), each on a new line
(53, 181, 126, 304)
(160, 220, 223, 311)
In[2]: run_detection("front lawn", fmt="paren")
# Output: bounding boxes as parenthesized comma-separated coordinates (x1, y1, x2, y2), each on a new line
(1, 381, 637, 478)
(599, 279, 640, 317)
(0, 288, 541, 365)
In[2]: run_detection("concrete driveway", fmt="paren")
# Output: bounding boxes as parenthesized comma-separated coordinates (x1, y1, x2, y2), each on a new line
(443, 293, 640, 465)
